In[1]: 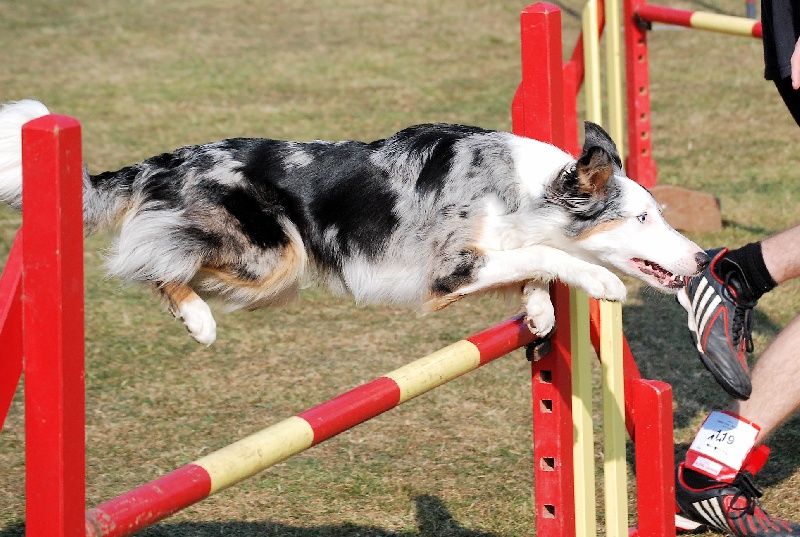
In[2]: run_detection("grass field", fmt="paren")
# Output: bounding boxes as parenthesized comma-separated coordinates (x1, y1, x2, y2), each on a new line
(1, 0, 799, 535)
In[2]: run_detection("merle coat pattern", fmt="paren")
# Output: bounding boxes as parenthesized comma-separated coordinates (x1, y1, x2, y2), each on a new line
(0, 100, 709, 345)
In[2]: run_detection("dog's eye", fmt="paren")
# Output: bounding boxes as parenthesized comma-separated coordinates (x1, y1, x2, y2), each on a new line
(636, 213, 648, 223)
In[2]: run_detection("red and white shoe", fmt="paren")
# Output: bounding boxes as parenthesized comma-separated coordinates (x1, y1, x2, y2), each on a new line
(675, 462, 800, 536)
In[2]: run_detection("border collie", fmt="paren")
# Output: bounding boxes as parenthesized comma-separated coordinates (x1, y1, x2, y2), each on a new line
(0, 99, 709, 345)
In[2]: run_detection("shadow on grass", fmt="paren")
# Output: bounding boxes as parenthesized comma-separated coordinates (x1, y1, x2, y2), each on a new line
(0, 495, 501, 537)
(721, 219, 772, 236)
(687, 1, 737, 16)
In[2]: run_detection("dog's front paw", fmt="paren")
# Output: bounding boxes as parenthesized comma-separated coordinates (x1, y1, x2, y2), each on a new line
(575, 266, 627, 302)
(523, 282, 555, 337)
(179, 298, 217, 346)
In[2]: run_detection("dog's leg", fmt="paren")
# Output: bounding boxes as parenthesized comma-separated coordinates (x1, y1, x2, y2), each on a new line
(157, 282, 217, 346)
(522, 280, 555, 337)
(446, 244, 627, 303)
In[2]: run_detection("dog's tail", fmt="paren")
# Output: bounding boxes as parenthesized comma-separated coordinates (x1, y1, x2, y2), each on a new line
(0, 99, 52, 210)
(0, 99, 133, 234)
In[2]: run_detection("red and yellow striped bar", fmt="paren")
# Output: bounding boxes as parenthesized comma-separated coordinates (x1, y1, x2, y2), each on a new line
(636, 4, 762, 38)
(84, 315, 536, 537)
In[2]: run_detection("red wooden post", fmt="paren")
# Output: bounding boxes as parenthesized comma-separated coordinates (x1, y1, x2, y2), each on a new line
(530, 284, 575, 536)
(631, 379, 676, 537)
(22, 115, 86, 537)
(0, 232, 23, 429)
(518, 3, 566, 147)
(517, 5, 576, 536)
(624, 0, 657, 187)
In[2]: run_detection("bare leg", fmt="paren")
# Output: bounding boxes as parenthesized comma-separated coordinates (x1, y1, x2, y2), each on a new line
(729, 224, 800, 443)
(761, 223, 800, 284)
(732, 313, 800, 444)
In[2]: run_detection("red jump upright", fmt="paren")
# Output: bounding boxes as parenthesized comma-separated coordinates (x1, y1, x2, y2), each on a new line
(514, 5, 576, 536)
(0, 232, 23, 428)
(515, 4, 676, 536)
(22, 116, 86, 537)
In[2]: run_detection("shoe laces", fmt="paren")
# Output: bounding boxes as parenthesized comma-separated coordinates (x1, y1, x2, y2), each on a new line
(721, 272, 757, 353)
(728, 472, 763, 518)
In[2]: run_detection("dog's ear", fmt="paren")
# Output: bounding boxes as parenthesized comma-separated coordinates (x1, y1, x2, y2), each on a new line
(582, 121, 619, 157)
(575, 145, 613, 195)
(574, 121, 623, 195)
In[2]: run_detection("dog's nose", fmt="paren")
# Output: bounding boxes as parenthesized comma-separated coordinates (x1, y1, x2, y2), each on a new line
(695, 251, 711, 272)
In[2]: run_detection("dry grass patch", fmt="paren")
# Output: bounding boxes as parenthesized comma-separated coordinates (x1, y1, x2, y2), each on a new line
(1, 1, 799, 536)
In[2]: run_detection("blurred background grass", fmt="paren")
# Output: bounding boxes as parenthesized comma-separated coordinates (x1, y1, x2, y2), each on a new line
(1, 0, 798, 535)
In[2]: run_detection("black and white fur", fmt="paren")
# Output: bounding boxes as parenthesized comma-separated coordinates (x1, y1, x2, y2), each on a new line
(0, 99, 709, 345)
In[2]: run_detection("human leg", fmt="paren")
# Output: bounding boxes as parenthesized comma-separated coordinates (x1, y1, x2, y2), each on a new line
(675, 321, 800, 536)
(730, 224, 800, 442)
(674, 225, 800, 534)
(675, 315, 800, 536)
(760, 223, 800, 285)
(732, 312, 800, 445)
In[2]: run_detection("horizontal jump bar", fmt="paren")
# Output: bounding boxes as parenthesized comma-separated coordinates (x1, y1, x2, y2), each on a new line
(84, 315, 537, 537)
(636, 4, 762, 38)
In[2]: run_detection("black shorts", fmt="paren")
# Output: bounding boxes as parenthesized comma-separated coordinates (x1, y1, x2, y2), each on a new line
(762, 0, 800, 81)
(762, 1, 800, 126)
(774, 77, 800, 127)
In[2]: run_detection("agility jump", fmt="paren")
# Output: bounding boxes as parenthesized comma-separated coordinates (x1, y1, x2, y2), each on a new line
(1, 4, 688, 537)
(515, 4, 676, 536)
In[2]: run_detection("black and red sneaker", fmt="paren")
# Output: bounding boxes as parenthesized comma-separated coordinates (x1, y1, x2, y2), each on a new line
(676, 248, 757, 400)
(676, 462, 800, 536)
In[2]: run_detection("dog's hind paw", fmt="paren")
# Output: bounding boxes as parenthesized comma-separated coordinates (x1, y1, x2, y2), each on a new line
(178, 298, 217, 346)
(525, 310, 555, 338)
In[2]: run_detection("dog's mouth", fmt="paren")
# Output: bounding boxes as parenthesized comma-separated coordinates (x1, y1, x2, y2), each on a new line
(631, 258, 684, 289)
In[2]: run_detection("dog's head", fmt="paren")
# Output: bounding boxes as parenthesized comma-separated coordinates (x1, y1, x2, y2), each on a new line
(548, 122, 709, 293)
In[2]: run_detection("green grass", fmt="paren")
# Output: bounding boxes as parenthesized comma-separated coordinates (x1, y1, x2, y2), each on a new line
(1, 1, 799, 536)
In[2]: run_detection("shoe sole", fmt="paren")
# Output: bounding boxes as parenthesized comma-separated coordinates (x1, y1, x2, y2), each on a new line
(675, 513, 708, 533)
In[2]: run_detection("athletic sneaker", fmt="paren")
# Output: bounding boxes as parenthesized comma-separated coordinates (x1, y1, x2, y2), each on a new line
(676, 248, 757, 400)
(675, 463, 800, 536)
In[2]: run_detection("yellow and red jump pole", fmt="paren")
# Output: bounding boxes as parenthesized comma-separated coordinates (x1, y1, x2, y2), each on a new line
(635, 4, 762, 38)
(83, 317, 537, 537)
